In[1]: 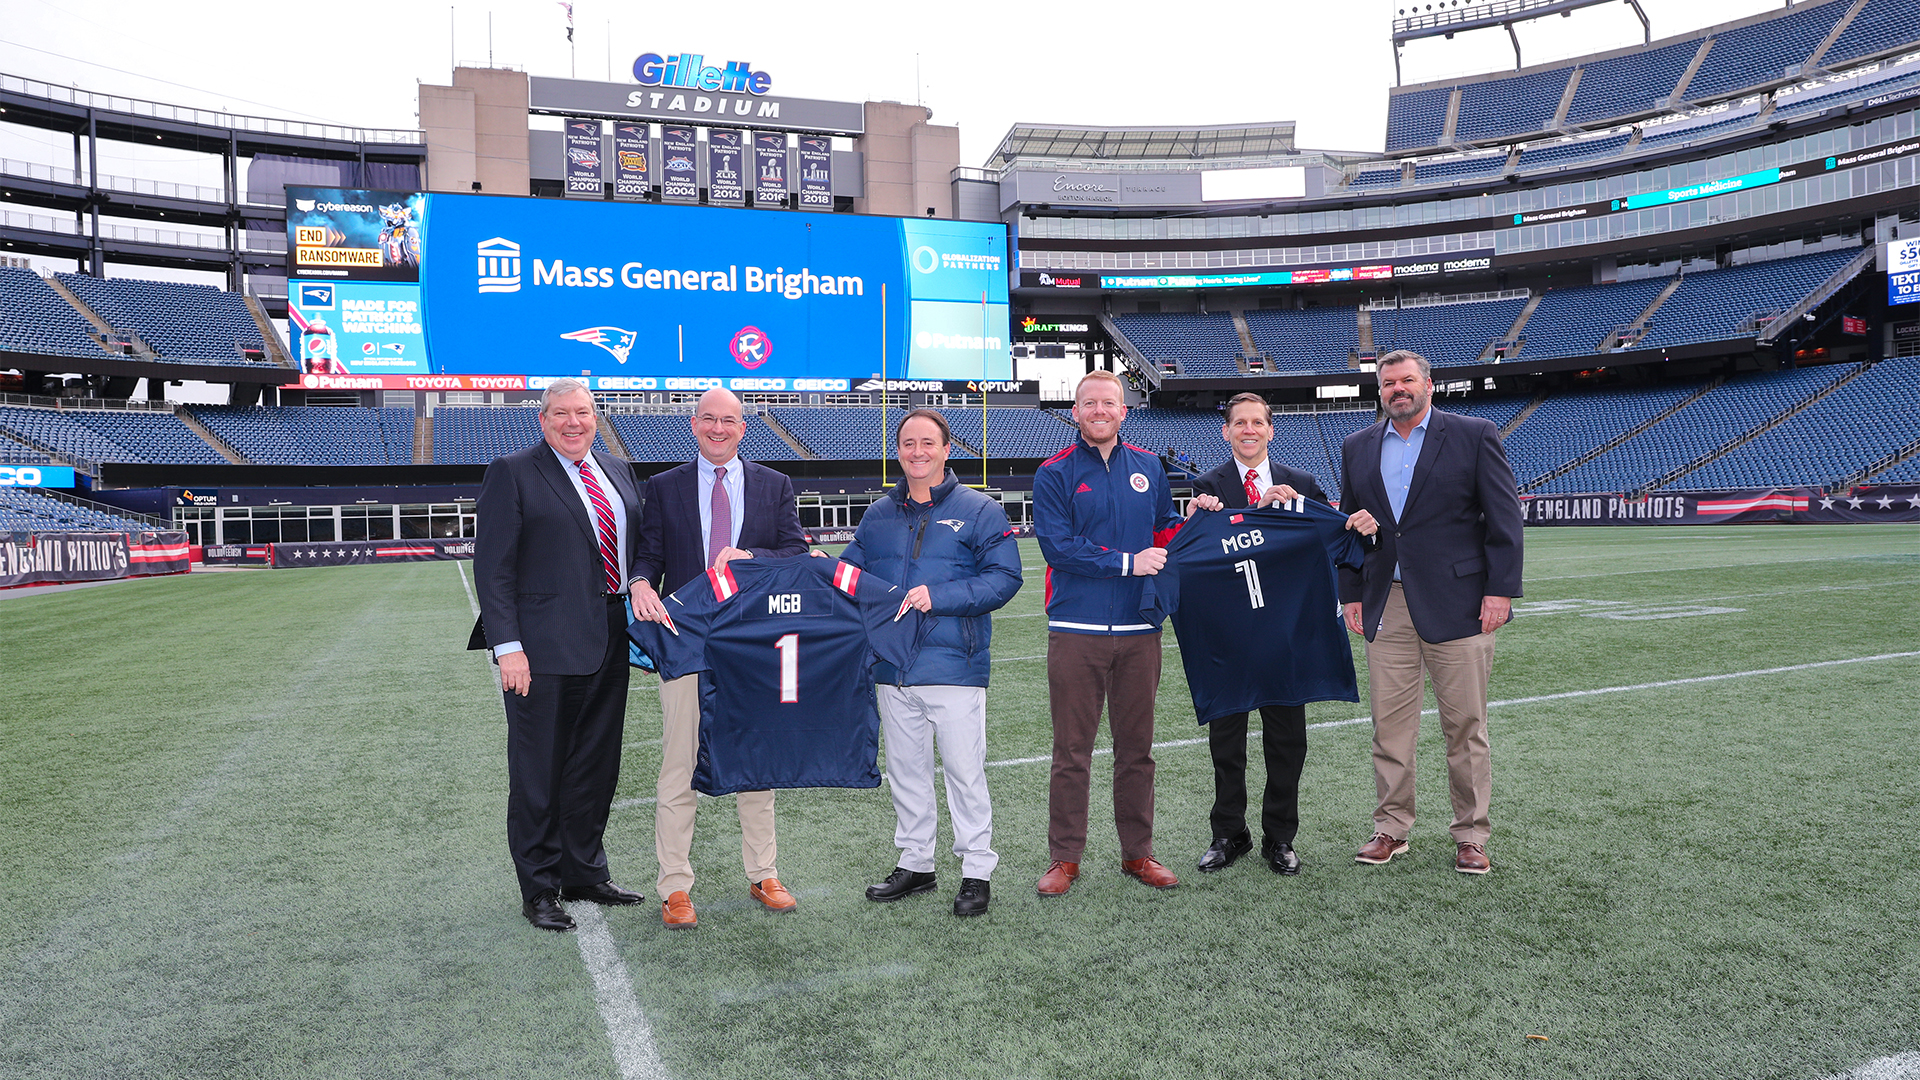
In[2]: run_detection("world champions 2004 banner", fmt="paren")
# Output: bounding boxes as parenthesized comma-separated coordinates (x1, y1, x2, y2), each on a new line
(285, 186, 1010, 388)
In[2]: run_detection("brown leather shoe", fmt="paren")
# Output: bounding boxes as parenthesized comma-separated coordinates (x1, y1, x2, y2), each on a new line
(661, 890, 696, 929)
(1121, 856, 1179, 889)
(1355, 832, 1409, 864)
(750, 877, 798, 912)
(1455, 842, 1491, 875)
(1035, 860, 1080, 897)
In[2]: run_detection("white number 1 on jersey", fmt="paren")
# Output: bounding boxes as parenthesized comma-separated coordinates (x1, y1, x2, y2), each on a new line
(774, 633, 799, 702)
(1234, 559, 1266, 610)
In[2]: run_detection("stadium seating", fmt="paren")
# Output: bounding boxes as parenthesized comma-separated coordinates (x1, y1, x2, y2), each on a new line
(1769, 62, 1920, 123)
(1564, 39, 1704, 125)
(1543, 366, 1851, 493)
(1349, 165, 1403, 191)
(1385, 86, 1452, 152)
(1502, 383, 1698, 488)
(193, 406, 415, 465)
(1409, 155, 1507, 186)
(1112, 312, 1243, 375)
(1678, 357, 1920, 490)
(606, 412, 800, 462)
(1243, 307, 1360, 374)
(0, 448, 54, 464)
(765, 408, 974, 460)
(1808, 0, 1920, 69)
(1682, 2, 1843, 102)
(0, 267, 107, 359)
(0, 488, 150, 531)
(1634, 110, 1761, 151)
(934, 407, 1074, 459)
(0, 405, 225, 465)
(56, 274, 271, 366)
(1455, 68, 1574, 142)
(1514, 133, 1631, 173)
(1370, 297, 1527, 368)
(1515, 277, 1672, 361)
(1436, 395, 1532, 433)
(431, 406, 614, 464)
(1630, 248, 1863, 352)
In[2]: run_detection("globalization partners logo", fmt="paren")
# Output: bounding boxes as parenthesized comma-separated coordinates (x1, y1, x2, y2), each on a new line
(912, 245, 1002, 275)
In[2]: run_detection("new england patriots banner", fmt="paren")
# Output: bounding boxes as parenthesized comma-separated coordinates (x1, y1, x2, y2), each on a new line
(270, 538, 475, 567)
(753, 131, 788, 206)
(1, 530, 188, 588)
(797, 136, 833, 208)
(563, 118, 604, 197)
(660, 127, 698, 202)
(1521, 487, 1920, 526)
(611, 122, 650, 200)
(707, 129, 746, 206)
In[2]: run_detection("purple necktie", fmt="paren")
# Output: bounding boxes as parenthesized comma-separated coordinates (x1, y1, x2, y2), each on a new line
(707, 465, 732, 567)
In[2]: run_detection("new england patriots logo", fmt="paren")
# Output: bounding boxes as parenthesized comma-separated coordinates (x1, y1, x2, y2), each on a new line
(937, 519, 966, 533)
(560, 326, 637, 364)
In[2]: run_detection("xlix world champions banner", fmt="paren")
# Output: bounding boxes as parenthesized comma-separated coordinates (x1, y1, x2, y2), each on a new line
(661, 127, 698, 202)
(612, 122, 650, 200)
(707, 129, 745, 206)
(754, 132, 788, 206)
(563, 118, 603, 197)
(798, 136, 832, 208)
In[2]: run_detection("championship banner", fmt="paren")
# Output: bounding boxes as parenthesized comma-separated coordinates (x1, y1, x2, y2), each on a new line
(1521, 487, 1920, 525)
(563, 118, 604, 197)
(660, 127, 698, 201)
(707, 129, 746, 205)
(753, 132, 788, 206)
(1, 530, 189, 588)
(797, 136, 832, 208)
(270, 538, 476, 567)
(611, 122, 650, 200)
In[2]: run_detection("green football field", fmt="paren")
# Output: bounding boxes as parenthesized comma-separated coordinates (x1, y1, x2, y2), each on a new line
(1, 525, 1916, 1080)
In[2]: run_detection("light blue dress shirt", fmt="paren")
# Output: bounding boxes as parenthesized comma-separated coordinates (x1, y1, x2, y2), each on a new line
(1378, 408, 1430, 582)
(697, 454, 745, 555)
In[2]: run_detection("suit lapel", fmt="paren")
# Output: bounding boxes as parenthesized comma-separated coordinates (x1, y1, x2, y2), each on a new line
(1362, 422, 1398, 527)
(534, 444, 595, 543)
(1402, 410, 1447, 524)
(1225, 461, 1250, 509)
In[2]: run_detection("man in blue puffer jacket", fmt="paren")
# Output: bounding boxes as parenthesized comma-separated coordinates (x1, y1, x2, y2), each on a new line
(838, 409, 1023, 917)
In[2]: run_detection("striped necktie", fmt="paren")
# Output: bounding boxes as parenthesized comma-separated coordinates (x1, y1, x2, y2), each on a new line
(574, 457, 621, 594)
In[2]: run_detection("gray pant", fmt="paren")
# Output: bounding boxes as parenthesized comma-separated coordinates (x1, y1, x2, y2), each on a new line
(877, 684, 997, 881)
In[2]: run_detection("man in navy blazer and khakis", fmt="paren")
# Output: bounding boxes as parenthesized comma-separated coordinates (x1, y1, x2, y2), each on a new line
(1339, 350, 1524, 875)
(628, 387, 809, 927)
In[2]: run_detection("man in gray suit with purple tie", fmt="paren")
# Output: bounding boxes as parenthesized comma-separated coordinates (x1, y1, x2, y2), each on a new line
(628, 387, 809, 928)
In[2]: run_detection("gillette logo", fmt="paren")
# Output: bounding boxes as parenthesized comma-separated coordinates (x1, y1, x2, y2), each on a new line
(633, 53, 772, 95)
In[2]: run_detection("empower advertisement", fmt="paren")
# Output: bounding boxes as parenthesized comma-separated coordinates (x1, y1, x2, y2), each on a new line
(754, 132, 788, 206)
(661, 128, 698, 201)
(286, 188, 427, 281)
(797, 136, 832, 209)
(417, 194, 1010, 381)
(611, 122, 650, 199)
(287, 281, 429, 375)
(707, 129, 745, 205)
(563, 118, 604, 197)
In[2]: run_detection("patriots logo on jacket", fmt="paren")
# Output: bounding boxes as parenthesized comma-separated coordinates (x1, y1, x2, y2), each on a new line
(560, 325, 637, 364)
(937, 519, 966, 533)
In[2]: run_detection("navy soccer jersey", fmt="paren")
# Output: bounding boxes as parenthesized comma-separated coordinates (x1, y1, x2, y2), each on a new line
(1143, 499, 1367, 724)
(628, 555, 929, 795)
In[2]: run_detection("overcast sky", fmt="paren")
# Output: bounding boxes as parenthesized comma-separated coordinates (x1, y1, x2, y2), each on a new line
(2, 0, 1796, 174)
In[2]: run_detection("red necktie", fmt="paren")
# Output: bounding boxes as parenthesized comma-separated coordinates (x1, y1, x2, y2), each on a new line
(1244, 468, 1261, 507)
(707, 465, 732, 567)
(575, 457, 621, 594)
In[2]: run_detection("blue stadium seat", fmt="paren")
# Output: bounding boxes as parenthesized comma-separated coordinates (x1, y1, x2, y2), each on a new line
(1371, 298, 1527, 368)
(1801, 0, 1920, 69)
(1112, 312, 1245, 376)
(1684, 3, 1843, 101)
(0, 405, 226, 465)
(1504, 383, 1698, 489)
(1409, 155, 1507, 185)
(1385, 86, 1452, 152)
(1514, 133, 1631, 173)
(0, 267, 107, 359)
(431, 407, 611, 464)
(193, 406, 416, 465)
(0, 488, 152, 531)
(1516, 278, 1671, 361)
(1680, 357, 1920, 489)
(1630, 248, 1863, 352)
(55, 274, 273, 366)
(1564, 39, 1705, 125)
(1455, 68, 1574, 142)
(1243, 308, 1360, 374)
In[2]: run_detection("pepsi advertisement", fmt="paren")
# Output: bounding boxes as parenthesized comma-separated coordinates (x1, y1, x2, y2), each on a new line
(417, 193, 1010, 381)
(287, 280, 429, 375)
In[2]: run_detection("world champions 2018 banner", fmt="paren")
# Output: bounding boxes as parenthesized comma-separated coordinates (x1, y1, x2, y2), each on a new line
(286, 187, 1010, 387)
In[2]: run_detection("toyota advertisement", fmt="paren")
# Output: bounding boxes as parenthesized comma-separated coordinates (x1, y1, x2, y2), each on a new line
(286, 187, 1009, 386)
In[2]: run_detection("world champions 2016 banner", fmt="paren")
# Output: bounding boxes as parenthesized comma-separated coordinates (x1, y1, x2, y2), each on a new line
(286, 186, 1010, 389)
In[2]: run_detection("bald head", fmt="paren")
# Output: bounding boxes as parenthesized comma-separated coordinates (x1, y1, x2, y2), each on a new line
(691, 387, 745, 466)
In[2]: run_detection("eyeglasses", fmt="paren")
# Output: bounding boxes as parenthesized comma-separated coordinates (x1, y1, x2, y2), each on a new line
(694, 414, 742, 427)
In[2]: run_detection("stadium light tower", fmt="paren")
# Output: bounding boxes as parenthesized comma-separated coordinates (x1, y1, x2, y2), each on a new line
(1391, 0, 1649, 83)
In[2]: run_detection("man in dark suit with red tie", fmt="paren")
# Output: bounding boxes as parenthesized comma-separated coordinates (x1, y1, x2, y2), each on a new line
(628, 387, 810, 928)
(1183, 392, 1333, 877)
(475, 378, 648, 932)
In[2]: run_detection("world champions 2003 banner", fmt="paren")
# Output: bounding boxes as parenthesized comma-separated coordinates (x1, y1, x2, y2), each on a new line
(286, 186, 1011, 390)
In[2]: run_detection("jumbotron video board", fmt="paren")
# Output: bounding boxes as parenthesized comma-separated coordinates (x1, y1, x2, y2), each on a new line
(285, 187, 1011, 391)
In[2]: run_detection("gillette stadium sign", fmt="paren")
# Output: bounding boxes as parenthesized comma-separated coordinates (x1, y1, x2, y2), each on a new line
(530, 72, 865, 134)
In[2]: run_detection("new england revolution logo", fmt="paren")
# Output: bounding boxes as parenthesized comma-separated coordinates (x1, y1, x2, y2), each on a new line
(560, 326, 637, 364)
(729, 326, 771, 369)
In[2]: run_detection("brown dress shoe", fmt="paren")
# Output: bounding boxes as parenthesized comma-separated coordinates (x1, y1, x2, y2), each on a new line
(1035, 860, 1080, 896)
(661, 890, 697, 929)
(1121, 856, 1179, 889)
(1355, 832, 1409, 864)
(1455, 842, 1491, 875)
(750, 877, 798, 912)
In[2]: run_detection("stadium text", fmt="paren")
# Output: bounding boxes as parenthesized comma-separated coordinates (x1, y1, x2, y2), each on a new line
(527, 260, 864, 299)
(632, 54, 772, 95)
(1524, 495, 1688, 521)
(0, 536, 128, 575)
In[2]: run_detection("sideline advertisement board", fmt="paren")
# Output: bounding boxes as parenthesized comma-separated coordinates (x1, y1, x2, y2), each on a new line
(0, 465, 77, 488)
(1521, 487, 1920, 525)
(271, 539, 475, 567)
(1, 530, 189, 588)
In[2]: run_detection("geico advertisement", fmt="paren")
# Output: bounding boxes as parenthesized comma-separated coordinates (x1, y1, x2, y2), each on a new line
(417, 194, 1011, 380)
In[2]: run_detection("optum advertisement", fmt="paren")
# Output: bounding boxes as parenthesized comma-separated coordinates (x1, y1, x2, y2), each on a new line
(287, 188, 1010, 382)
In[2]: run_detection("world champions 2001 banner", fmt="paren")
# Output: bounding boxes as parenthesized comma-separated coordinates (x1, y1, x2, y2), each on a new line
(285, 186, 1011, 390)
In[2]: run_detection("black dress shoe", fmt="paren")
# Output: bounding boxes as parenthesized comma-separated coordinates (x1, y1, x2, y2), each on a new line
(866, 866, 937, 902)
(560, 880, 645, 906)
(1197, 833, 1254, 873)
(1261, 838, 1302, 876)
(953, 878, 990, 917)
(522, 890, 576, 933)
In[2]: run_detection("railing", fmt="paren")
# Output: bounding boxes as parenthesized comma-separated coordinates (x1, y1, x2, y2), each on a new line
(0, 392, 179, 411)
(1366, 288, 1531, 310)
(30, 486, 170, 529)
(2, 72, 423, 145)
(0, 208, 228, 249)
(0, 156, 300, 208)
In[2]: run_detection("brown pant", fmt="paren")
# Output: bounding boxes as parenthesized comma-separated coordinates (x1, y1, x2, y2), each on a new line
(1046, 631, 1162, 863)
(655, 673, 778, 897)
(1365, 583, 1496, 846)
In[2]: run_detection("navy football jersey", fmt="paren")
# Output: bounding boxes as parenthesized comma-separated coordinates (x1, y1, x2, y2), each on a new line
(1143, 499, 1367, 723)
(628, 555, 930, 795)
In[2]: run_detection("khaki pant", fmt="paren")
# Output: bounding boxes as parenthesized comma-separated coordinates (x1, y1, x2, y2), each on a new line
(1365, 583, 1495, 846)
(654, 673, 777, 897)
